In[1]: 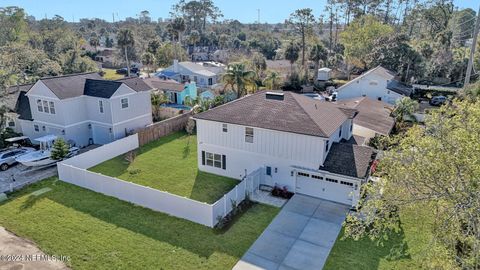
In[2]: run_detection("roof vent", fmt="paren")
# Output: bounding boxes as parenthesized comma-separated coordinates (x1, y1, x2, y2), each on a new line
(266, 92, 284, 101)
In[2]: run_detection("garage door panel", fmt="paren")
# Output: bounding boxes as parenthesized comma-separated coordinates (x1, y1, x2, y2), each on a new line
(296, 173, 355, 205)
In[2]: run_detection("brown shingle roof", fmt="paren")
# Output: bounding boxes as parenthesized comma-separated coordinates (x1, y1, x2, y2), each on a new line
(335, 97, 395, 136)
(115, 77, 152, 92)
(194, 91, 356, 138)
(321, 143, 375, 178)
(143, 77, 185, 92)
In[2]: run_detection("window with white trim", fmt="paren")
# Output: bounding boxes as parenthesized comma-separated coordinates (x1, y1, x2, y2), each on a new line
(121, 98, 129, 109)
(99, 100, 104, 113)
(34, 124, 39, 132)
(36, 100, 43, 112)
(36, 99, 55, 114)
(245, 127, 254, 143)
(205, 152, 224, 169)
(222, 123, 227, 132)
(49, 101, 55, 114)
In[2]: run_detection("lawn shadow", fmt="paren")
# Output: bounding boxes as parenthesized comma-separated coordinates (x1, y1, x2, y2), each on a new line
(182, 139, 191, 159)
(43, 180, 265, 260)
(189, 170, 239, 204)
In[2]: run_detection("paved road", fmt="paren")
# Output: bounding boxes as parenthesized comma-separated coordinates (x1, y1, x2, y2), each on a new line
(0, 226, 69, 270)
(233, 195, 349, 270)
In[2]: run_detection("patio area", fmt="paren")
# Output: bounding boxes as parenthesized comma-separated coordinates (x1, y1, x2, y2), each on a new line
(89, 132, 238, 204)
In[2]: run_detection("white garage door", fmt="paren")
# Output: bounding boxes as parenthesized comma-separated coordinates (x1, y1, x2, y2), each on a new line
(92, 125, 112, 145)
(295, 172, 356, 205)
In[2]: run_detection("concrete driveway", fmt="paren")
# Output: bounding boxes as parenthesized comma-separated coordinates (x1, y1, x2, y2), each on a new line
(233, 195, 349, 270)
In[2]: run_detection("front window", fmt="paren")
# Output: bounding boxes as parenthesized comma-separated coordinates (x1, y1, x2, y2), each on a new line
(99, 100, 104, 113)
(121, 98, 129, 109)
(245, 127, 254, 143)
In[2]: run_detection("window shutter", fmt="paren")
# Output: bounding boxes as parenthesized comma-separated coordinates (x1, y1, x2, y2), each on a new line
(222, 155, 226, 170)
(202, 151, 205, 165)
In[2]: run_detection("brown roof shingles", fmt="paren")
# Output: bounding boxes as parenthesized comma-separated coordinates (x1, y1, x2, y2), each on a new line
(194, 91, 356, 138)
(321, 142, 375, 178)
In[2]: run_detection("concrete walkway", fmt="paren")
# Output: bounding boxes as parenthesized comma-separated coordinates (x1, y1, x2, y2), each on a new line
(234, 195, 349, 270)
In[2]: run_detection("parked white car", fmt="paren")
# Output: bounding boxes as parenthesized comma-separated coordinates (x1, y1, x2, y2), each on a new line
(0, 147, 35, 171)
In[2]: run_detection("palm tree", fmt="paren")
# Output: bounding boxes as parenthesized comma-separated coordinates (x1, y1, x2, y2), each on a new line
(117, 28, 135, 77)
(284, 41, 300, 75)
(392, 97, 418, 122)
(222, 63, 256, 98)
(170, 17, 186, 60)
(309, 43, 327, 81)
(263, 71, 282, 89)
(89, 36, 100, 52)
(189, 30, 201, 60)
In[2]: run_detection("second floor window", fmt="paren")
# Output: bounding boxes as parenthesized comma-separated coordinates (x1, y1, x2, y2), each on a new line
(222, 123, 228, 132)
(99, 100, 104, 113)
(121, 98, 129, 109)
(36, 99, 55, 114)
(245, 127, 254, 143)
(325, 140, 329, 152)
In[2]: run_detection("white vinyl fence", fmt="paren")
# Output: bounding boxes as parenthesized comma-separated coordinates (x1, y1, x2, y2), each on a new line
(57, 134, 262, 228)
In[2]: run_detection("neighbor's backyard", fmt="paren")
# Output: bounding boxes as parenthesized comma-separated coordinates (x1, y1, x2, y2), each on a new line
(324, 205, 436, 269)
(89, 132, 238, 204)
(0, 178, 279, 270)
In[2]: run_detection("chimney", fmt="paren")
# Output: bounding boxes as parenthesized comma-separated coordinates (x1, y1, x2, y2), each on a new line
(173, 59, 179, 73)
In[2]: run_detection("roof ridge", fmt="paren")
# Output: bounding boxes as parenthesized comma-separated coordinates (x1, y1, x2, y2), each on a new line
(289, 93, 329, 136)
(39, 71, 98, 80)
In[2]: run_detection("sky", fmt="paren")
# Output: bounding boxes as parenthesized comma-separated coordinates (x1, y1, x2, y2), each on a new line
(1, 0, 478, 24)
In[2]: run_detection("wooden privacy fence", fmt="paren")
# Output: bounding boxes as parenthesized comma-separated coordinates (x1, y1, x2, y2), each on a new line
(137, 111, 193, 146)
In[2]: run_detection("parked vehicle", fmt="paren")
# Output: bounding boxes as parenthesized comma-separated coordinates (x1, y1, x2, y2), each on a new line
(429, 96, 447, 106)
(15, 135, 79, 167)
(0, 147, 35, 171)
(116, 67, 139, 75)
(4, 136, 35, 148)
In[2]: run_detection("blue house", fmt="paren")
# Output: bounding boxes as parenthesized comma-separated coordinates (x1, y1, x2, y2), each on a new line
(199, 90, 215, 100)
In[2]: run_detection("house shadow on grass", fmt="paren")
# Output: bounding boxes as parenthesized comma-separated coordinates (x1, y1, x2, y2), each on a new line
(41, 180, 270, 260)
(189, 170, 239, 204)
(324, 226, 411, 270)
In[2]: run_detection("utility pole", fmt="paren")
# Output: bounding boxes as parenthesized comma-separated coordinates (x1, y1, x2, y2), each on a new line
(257, 9, 260, 24)
(464, 4, 480, 87)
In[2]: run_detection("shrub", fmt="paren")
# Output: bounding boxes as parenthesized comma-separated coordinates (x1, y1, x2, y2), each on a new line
(50, 138, 70, 160)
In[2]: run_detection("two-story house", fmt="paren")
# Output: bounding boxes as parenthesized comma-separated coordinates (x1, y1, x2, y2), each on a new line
(14, 72, 153, 147)
(193, 91, 375, 206)
(336, 66, 413, 104)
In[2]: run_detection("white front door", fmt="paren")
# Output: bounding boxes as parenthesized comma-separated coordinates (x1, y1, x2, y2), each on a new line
(92, 125, 112, 145)
(295, 172, 357, 205)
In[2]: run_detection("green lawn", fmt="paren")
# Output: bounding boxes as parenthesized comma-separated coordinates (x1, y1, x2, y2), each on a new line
(0, 178, 279, 270)
(102, 68, 124, 80)
(324, 205, 436, 269)
(89, 132, 239, 204)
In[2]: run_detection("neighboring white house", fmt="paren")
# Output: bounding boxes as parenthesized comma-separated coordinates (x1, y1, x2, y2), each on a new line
(12, 72, 153, 147)
(161, 60, 225, 90)
(336, 66, 413, 104)
(335, 97, 395, 144)
(193, 91, 375, 206)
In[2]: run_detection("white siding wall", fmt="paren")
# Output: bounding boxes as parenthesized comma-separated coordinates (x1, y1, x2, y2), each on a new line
(110, 89, 152, 125)
(336, 73, 403, 104)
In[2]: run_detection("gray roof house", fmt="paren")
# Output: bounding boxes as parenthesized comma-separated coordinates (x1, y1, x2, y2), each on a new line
(12, 72, 153, 147)
(193, 91, 375, 207)
(161, 60, 225, 90)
